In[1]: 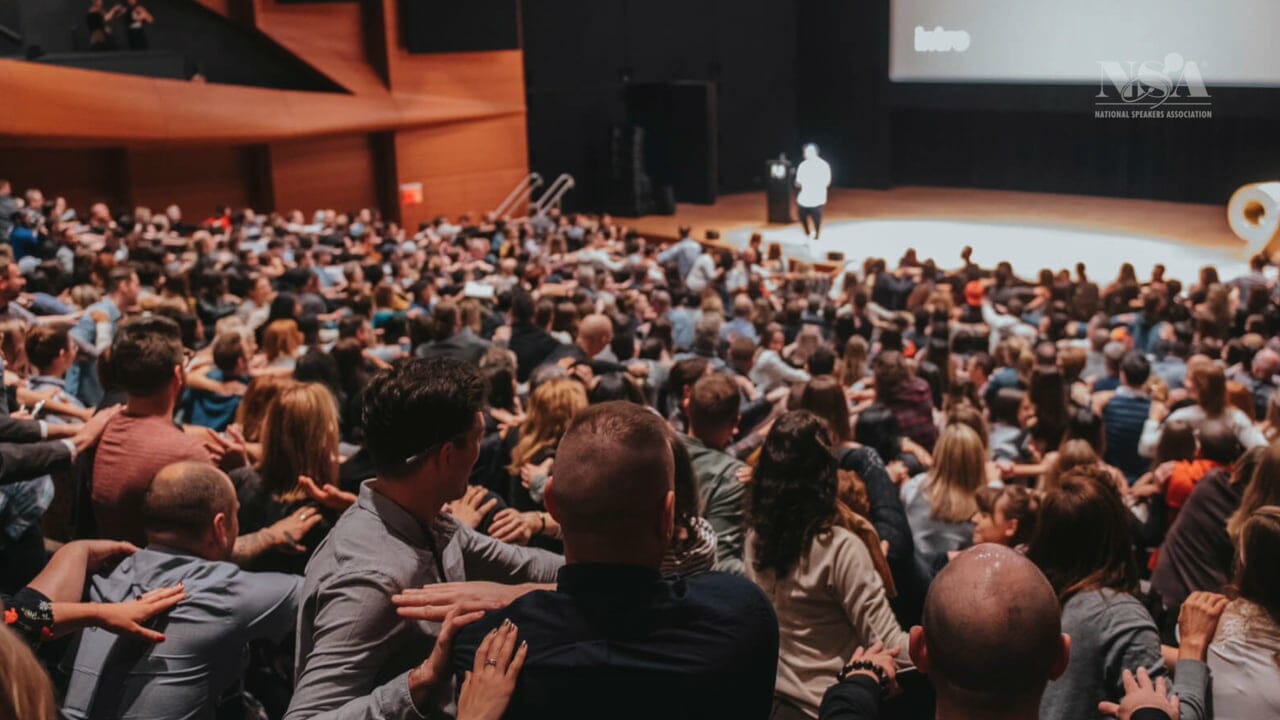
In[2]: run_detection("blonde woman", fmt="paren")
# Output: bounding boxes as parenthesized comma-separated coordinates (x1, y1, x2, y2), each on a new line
(259, 319, 304, 371)
(505, 378, 588, 511)
(230, 382, 340, 573)
(900, 423, 988, 574)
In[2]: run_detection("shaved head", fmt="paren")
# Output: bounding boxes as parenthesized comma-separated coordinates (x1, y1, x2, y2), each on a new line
(916, 544, 1065, 708)
(577, 314, 614, 356)
(548, 402, 674, 559)
(143, 462, 237, 557)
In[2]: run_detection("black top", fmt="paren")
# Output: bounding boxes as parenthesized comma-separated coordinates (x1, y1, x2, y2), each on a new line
(451, 563, 779, 720)
(229, 466, 336, 575)
(1150, 468, 1241, 607)
(508, 322, 561, 382)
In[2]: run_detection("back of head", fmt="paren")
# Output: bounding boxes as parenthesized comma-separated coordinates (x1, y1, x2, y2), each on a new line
(1120, 350, 1150, 387)
(686, 373, 740, 438)
(1198, 418, 1243, 466)
(113, 316, 183, 397)
(1026, 472, 1139, 601)
(919, 545, 1063, 710)
(261, 382, 340, 497)
(362, 357, 485, 478)
(143, 462, 235, 546)
(211, 332, 246, 375)
(1235, 506, 1280, 627)
(549, 402, 674, 557)
(799, 375, 851, 444)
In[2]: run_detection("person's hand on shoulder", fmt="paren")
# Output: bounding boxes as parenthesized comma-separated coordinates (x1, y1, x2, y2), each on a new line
(458, 619, 528, 720)
(1176, 591, 1229, 662)
(1098, 667, 1179, 720)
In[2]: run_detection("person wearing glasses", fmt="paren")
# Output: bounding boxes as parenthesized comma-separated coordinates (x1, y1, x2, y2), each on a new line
(286, 357, 563, 720)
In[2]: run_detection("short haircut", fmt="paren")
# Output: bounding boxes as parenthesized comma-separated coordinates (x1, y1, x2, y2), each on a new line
(687, 373, 740, 435)
(807, 347, 836, 376)
(143, 462, 235, 538)
(113, 316, 184, 396)
(361, 357, 486, 476)
(211, 332, 246, 375)
(727, 336, 756, 367)
(106, 265, 137, 292)
(25, 323, 71, 372)
(1119, 350, 1150, 387)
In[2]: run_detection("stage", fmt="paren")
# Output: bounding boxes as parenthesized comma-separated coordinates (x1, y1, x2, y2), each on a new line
(627, 186, 1250, 282)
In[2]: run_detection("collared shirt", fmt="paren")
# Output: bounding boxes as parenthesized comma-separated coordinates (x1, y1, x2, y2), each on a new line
(286, 481, 563, 720)
(62, 546, 301, 720)
(680, 435, 746, 575)
(450, 563, 779, 720)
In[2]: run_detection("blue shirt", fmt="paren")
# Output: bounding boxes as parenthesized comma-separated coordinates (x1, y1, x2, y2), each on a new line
(182, 368, 247, 432)
(62, 546, 301, 720)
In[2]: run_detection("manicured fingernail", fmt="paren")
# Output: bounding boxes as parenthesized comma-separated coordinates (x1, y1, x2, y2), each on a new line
(520, 641, 527, 650)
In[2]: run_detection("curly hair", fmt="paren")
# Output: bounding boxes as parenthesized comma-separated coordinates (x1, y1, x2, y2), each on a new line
(746, 410, 839, 577)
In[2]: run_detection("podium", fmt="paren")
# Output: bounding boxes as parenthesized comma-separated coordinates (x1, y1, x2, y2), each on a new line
(765, 156, 794, 224)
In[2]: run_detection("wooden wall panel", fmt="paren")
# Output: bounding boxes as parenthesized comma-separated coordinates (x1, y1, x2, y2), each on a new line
(0, 146, 128, 209)
(394, 115, 529, 228)
(270, 133, 379, 212)
(128, 146, 253, 214)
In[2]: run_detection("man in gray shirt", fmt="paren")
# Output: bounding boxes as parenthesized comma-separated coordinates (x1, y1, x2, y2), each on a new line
(285, 358, 562, 720)
(62, 462, 302, 720)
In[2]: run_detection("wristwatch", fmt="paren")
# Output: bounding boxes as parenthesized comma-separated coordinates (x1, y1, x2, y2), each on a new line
(838, 659, 889, 694)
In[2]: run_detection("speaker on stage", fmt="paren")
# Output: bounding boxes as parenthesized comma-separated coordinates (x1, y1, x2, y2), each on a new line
(765, 154, 794, 224)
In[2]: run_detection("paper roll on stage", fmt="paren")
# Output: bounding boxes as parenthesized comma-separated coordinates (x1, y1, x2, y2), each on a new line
(1228, 182, 1280, 256)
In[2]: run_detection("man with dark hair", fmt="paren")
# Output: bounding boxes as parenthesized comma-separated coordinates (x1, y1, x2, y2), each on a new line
(287, 357, 562, 720)
(92, 316, 213, 544)
(69, 264, 141, 405)
(449, 401, 779, 719)
(507, 290, 561, 383)
(680, 373, 747, 574)
(62, 462, 302, 720)
(807, 346, 837, 377)
(414, 300, 491, 364)
(183, 332, 250, 432)
(1100, 350, 1153, 483)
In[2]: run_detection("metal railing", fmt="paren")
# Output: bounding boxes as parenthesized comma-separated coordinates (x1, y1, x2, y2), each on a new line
(493, 172, 544, 219)
(532, 173, 575, 216)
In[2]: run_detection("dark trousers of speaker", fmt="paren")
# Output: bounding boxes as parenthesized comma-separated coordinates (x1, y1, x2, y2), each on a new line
(799, 204, 824, 238)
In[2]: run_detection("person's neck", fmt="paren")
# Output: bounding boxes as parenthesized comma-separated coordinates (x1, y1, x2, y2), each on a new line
(146, 532, 219, 562)
(126, 392, 176, 418)
(934, 693, 1042, 720)
(369, 476, 450, 528)
(561, 533, 664, 568)
(689, 425, 729, 451)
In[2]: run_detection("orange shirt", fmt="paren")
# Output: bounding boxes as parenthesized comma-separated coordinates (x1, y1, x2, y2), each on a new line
(1166, 458, 1220, 513)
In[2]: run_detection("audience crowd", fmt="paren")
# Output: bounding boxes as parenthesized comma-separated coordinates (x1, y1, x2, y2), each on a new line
(1, 176, 1279, 720)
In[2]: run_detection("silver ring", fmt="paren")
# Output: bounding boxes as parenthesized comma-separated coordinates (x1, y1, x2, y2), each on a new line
(484, 658, 498, 667)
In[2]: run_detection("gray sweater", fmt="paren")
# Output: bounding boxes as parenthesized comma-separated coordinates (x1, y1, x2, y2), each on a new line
(1040, 589, 1209, 720)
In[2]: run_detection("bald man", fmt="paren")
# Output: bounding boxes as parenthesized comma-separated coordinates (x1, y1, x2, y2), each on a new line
(63, 462, 302, 720)
(821, 544, 1069, 720)
(450, 402, 779, 720)
(1249, 347, 1280, 418)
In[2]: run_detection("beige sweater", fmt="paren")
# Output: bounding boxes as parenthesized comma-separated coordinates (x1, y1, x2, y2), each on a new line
(746, 526, 910, 718)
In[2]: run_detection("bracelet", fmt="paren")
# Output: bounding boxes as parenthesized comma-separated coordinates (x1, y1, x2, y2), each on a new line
(838, 659, 889, 694)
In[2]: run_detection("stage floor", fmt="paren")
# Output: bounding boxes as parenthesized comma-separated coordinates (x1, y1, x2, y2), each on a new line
(628, 186, 1249, 282)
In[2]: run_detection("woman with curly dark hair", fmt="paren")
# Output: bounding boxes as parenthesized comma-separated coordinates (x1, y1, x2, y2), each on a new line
(745, 411, 907, 719)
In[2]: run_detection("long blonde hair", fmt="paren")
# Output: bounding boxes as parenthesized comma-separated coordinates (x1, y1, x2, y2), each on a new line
(508, 379, 587, 473)
(1229, 443, 1280, 539)
(927, 423, 986, 522)
(840, 335, 869, 388)
(260, 382, 341, 503)
(0, 625, 56, 720)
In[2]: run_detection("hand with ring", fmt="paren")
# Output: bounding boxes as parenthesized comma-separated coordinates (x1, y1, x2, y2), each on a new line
(459, 619, 528, 720)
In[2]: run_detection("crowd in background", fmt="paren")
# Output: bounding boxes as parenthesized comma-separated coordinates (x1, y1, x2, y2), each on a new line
(0, 175, 1278, 720)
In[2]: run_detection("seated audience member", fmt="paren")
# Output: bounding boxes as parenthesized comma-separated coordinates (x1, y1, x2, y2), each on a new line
(1098, 350, 1153, 483)
(68, 265, 141, 406)
(26, 323, 92, 422)
(1207, 505, 1280, 720)
(91, 317, 214, 544)
(62, 462, 302, 720)
(901, 423, 987, 575)
(679, 373, 748, 574)
(286, 357, 562, 720)
(449, 401, 780, 719)
(416, 301, 492, 365)
(507, 291, 562, 383)
(184, 331, 251, 431)
(820, 544, 1068, 720)
(1150, 446, 1265, 610)
(0, 624, 56, 720)
(746, 410, 906, 719)
(970, 484, 1040, 549)
(1028, 473, 1214, 720)
(1139, 357, 1266, 458)
(661, 435, 718, 575)
(873, 350, 939, 452)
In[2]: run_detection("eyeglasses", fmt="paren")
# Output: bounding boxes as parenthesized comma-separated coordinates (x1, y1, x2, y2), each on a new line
(398, 433, 466, 469)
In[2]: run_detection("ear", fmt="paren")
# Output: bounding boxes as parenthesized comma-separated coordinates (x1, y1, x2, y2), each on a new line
(661, 490, 675, 539)
(1049, 633, 1071, 680)
(908, 626, 929, 674)
(212, 511, 230, 549)
(544, 477, 558, 520)
(1004, 518, 1019, 542)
